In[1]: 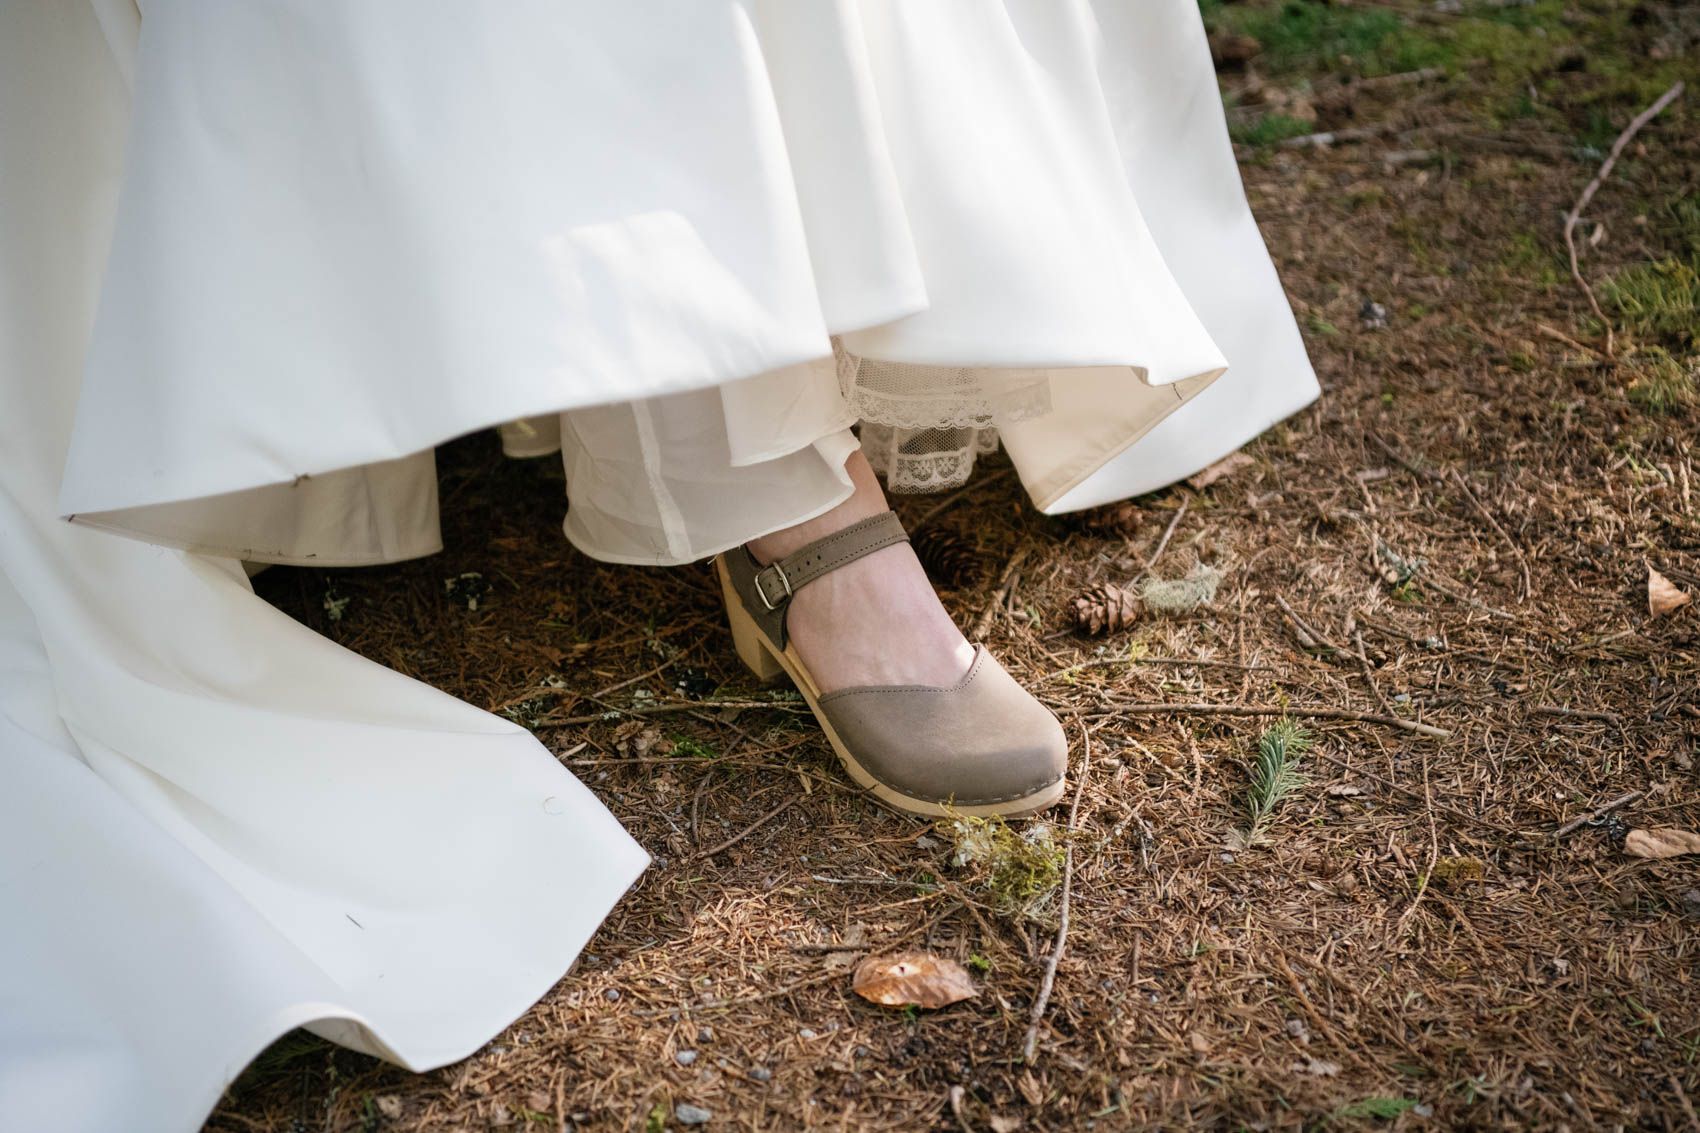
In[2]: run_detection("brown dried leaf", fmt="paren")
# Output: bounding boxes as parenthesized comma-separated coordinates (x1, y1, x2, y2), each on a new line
(851, 950, 977, 1009)
(1187, 451, 1255, 491)
(1624, 827, 1700, 860)
(1649, 567, 1691, 616)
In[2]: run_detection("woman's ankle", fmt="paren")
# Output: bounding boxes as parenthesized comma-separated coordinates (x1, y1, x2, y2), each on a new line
(746, 449, 888, 565)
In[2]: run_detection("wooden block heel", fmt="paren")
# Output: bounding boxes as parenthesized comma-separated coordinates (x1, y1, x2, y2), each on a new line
(716, 557, 786, 683)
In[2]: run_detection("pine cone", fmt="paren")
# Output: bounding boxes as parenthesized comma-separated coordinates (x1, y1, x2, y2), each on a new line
(1068, 584, 1144, 636)
(911, 527, 983, 589)
(1074, 501, 1144, 539)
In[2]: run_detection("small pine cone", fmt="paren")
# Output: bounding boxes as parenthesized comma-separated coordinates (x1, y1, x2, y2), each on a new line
(911, 527, 983, 589)
(1075, 501, 1144, 539)
(1068, 584, 1144, 636)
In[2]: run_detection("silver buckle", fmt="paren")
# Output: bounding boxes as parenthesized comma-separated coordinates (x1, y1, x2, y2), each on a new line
(755, 562, 792, 611)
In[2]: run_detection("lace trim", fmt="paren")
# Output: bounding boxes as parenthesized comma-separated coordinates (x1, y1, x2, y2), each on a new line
(834, 339, 1056, 494)
(835, 345, 1052, 430)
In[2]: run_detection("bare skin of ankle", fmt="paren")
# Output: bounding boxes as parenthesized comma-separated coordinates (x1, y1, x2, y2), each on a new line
(746, 450, 976, 694)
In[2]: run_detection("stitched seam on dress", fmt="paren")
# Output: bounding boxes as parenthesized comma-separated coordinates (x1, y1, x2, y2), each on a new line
(629, 400, 692, 562)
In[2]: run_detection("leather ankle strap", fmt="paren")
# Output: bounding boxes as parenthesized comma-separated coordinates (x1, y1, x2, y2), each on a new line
(729, 511, 909, 650)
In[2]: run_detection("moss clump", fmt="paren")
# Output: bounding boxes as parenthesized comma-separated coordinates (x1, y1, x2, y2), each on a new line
(1230, 112, 1315, 147)
(1623, 348, 1697, 416)
(1604, 259, 1700, 350)
(1429, 855, 1487, 890)
(1202, 0, 1569, 80)
(947, 814, 1068, 923)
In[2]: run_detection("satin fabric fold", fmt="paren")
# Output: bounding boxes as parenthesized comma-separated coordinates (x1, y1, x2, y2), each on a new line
(1, 9, 647, 1133)
(56, 0, 1282, 567)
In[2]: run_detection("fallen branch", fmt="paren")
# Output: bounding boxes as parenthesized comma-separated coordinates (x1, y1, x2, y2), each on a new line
(691, 795, 799, 860)
(1532, 704, 1622, 728)
(1274, 594, 1346, 654)
(1449, 469, 1532, 601)
(1023, 716, 1092, 1063)
(1279, 123, 1397, 149)
(1670, 1074, 1700, 1133)
(1532, 321, 1605, 358)
(1085, 700, 1451, 739)
(1553, 789, 1644, 841)
(1144, 498, 1190, 571)
(971, 547, 1029, 641)
(1562, 80, 1685, 358)
(544, 698, 807, 726)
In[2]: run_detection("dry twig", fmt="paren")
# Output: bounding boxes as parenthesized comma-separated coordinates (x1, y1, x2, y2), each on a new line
(1023, 716, 1092, 1062)
(972, 547, 1029, 641)
(1562, 80, 1685, 357)
(1552, 789, 1644, 841)
(1144, 498, 1190, 571)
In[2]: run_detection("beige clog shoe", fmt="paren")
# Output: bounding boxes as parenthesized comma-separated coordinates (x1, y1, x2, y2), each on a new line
(715, 511, 1067, 818)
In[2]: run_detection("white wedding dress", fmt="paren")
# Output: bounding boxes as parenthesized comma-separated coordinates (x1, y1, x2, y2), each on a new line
(0, 2, 1318, 1131)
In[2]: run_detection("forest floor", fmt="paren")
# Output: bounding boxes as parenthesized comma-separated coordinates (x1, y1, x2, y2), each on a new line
(215, 2, 1699, 1130)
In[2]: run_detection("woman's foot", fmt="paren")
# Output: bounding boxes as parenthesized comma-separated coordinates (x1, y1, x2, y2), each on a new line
(745, 450, 975, 694)
(722, 447, 1067, 817)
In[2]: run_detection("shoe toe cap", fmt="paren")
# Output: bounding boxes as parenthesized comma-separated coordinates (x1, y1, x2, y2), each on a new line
(819, 651, 1067, 807)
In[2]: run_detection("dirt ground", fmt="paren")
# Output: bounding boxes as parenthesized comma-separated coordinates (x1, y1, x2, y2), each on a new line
(212, 3, 1699, 1130)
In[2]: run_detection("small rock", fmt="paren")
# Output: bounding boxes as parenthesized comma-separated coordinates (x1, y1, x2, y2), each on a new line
(675, 1103, 713, 1125)
(799, 1028, 818, 1040)
(697, 1025, 715, 1043)
(1285, 1018, 1311, 1045)
(1359, 299, 1389, 330)
(603, 988, 621, 1002)
(749, 1066, 774, 1082)
(1681, 889, 1700, 919)
(674, 1049, 698, 1066)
